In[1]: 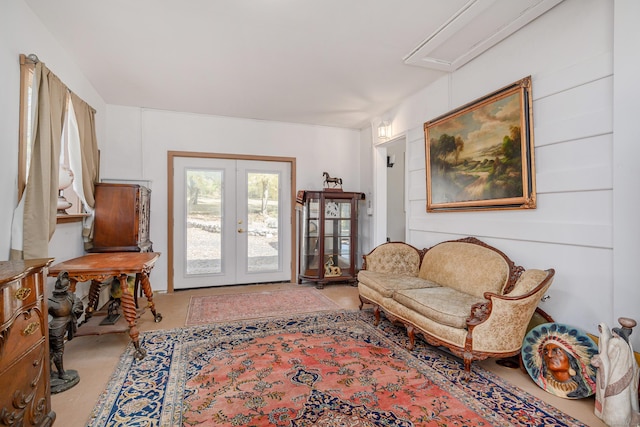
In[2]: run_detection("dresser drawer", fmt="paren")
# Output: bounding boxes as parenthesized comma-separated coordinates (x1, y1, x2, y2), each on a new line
(0, 343, 50, 427)
(0, 307, 45, 371)
(0, 274, 41, 326)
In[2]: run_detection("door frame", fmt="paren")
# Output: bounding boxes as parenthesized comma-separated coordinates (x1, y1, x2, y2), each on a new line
(167, 151, 297, 292)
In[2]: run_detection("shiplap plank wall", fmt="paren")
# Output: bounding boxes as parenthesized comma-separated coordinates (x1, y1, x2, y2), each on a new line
(401, 2, 614, 333)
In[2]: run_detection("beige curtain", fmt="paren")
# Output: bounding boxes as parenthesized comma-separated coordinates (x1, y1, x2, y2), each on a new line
(11, 57, 100, 260)
(69, 92, 100, 248)
(22, 63, 68, 259)
(70, 93, 99, 207)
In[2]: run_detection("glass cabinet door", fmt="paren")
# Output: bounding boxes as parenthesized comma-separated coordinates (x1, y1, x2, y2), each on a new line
(300, 194, 320, 277)
(322, 198, 352, 277)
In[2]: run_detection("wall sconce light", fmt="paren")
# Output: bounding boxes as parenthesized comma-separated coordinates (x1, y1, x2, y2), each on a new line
(377, 120, 391, 141)
(387, 155, 395, 168)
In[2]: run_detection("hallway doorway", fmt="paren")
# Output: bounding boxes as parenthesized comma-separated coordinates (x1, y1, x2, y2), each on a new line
(386, 142, 405, 242)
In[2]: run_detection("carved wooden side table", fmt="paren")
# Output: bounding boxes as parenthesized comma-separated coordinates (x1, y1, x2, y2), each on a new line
(48, 252, 161, 359)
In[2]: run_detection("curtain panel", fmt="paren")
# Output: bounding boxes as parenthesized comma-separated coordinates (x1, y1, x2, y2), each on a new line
(21, 62, 67, 259)
(11, 57, 99, 260)
(69, 93, 99, 247)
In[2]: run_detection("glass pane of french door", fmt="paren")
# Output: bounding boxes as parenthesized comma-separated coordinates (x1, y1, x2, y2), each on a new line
(246, 171, 280, 272)
(173, 156, 291, 289)
(185, 168, 223, 275)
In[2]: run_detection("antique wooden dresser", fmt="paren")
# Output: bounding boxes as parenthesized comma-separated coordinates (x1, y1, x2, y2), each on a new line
(89, 183, 152, 253)
(0, 258, 56, 427)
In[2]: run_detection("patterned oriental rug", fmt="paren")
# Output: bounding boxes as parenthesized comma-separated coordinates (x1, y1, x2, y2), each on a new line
(88, 310, 588, 427)
(185, 289, 341, 326)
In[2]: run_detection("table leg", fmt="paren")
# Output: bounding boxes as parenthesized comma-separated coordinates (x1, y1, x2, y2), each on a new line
(82, 280, 103, 323)
(117, 274, 146, 359)
(138, 272, 162, 322)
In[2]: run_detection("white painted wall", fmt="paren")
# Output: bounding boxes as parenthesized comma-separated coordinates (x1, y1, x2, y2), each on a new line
(0, 0, 106, 297)
(362, 0, 640, 349)
(358, 125, 375, 261)
(612, 0, 640, 353)
(103, 106, 362, 292)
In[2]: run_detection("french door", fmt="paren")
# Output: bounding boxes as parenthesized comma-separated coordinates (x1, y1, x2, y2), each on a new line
(172, 156, 292, 289)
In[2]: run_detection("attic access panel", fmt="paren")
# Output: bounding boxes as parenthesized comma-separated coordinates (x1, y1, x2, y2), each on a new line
(404, 0, 564, 71)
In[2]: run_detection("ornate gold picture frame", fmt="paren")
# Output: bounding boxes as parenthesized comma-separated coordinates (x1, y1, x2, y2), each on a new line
(424, 76, 536, 212)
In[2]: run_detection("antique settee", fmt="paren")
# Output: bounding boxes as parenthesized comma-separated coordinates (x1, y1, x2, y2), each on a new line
(357, 237, 555, 376)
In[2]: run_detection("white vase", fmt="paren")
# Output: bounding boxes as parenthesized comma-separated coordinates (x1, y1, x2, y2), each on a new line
(57, 164, 74, 214)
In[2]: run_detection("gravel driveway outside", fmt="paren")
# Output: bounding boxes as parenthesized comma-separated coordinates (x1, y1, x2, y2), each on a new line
(186, 223, 279, 275)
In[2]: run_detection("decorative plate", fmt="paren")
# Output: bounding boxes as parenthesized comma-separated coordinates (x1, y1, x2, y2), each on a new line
(522, 322, 598, 399)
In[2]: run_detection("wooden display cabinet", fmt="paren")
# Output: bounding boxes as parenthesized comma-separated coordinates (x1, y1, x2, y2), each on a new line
(89, 183, 152, 253)
(297, 190, 365, 288)
(0, 259, 56, 427)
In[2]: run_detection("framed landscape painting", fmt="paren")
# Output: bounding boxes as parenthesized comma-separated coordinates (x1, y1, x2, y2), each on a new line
(424, 76, 536, 212)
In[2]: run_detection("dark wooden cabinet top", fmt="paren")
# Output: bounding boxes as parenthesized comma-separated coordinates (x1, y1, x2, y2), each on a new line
(0, 258, 54, 285)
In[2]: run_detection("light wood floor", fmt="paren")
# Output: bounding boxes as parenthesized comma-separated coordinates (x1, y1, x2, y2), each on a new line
(52, 282, 605, 426)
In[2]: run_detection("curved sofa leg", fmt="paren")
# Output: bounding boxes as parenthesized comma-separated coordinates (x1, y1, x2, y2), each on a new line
(373, 306, 381, 326)
(462, 356, 473, 380)
(358, 295, 364, 310)
(406, 325, 415, 350)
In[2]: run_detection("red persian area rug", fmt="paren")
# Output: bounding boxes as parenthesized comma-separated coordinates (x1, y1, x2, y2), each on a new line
(184, 288, 341, 326)
(88, 310, 589, 426)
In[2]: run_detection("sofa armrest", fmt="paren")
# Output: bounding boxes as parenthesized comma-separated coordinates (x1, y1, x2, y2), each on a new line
(468, 301, 491, 326)
(466, 269, 555, 353)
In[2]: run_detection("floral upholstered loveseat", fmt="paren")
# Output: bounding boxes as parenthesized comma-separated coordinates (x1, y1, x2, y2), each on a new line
(357, 237, 555, 377)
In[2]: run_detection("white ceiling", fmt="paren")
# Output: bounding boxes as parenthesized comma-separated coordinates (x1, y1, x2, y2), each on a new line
(24, 0, 562, 129)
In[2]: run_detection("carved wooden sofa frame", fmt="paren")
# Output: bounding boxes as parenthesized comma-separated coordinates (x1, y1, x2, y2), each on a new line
(357, 237, 555, 377)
